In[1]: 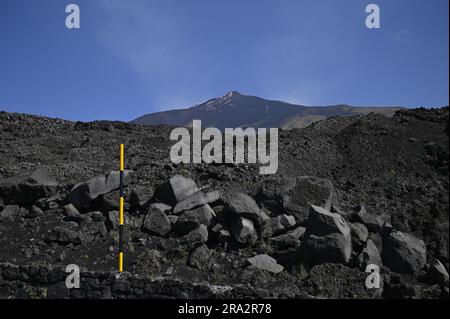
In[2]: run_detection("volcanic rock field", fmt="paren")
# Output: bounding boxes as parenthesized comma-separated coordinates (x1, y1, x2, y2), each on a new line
(0, 107, 448, 299)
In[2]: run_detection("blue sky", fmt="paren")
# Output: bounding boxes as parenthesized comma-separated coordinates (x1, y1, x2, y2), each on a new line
(0, 0, 448, 122)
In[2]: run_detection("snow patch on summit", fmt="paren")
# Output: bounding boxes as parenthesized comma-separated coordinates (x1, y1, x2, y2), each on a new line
(205, 91, 242, 111)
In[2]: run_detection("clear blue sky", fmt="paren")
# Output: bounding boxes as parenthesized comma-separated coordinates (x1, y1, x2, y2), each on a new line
(0, 0, 448, 122)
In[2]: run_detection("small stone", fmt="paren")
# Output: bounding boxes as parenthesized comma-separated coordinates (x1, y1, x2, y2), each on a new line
(64, 204, 83, 223)
(28, 205, 44, 218)
(270, 226, 306, 248)
(247, 254, 283, 274)
(231, 217, 257, 245)
(270, 214, 296, 234)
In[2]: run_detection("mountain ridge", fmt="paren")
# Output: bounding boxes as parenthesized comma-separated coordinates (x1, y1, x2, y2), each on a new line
(131, 91, 402, 130)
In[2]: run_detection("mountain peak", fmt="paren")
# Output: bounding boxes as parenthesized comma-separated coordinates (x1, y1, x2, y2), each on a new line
(203, 91, 244, 110)
(223, 90, 242, 98)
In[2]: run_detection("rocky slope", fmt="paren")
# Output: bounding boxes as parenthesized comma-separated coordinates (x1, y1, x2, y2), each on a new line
(0, 107, 448, 299)
(131, 91, 401, 130)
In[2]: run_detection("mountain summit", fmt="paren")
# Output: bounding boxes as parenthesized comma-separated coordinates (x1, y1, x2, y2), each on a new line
(131, 92, 401, 130)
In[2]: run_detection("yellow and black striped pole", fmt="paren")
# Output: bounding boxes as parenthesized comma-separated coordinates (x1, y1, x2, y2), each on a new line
(119, 143, 124, 273)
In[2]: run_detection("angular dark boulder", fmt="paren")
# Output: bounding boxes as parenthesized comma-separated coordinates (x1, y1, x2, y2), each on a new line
(301, 205, 352, 265)
(68, 170, 133, 208)
(222, 192, 269, 227)
(257, 176, 335, 223)
(0, 169, 58, 206)
(155, 175, 198, 205)
(173, 191, 220, 214)
(181, 224, 208, 246)
(381, 230, 427, 274)
(230, 217, 257, 245)
(306, 205, 350, 237)
(302, 232, 352, 265)
(129, 185, 154, 208)
(142, 206, 171, 236)
(174, 204, 214, 235)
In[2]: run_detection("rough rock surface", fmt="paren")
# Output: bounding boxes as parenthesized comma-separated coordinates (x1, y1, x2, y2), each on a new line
(142, 208, 171, 236)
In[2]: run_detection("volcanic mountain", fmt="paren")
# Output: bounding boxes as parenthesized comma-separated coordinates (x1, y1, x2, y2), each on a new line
(131, 91, 401, 130)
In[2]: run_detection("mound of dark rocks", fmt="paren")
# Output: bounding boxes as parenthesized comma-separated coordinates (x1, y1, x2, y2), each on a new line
(0, 170, 448, 299)
(0, 108, 448, 299)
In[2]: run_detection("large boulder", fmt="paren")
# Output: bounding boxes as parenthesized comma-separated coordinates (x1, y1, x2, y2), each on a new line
(246, 254, 284, 274)
(0, 169, 58, 206)
(306, 205, 350, 237)
(222, 192, 269, 227)
(142, 206, 171, 236)
(174, 204, 214, 235)
(302, 232, 352, 265)
(68, 170, 133, 208)
(301, 205, 352, 265)
(257, 176, 335, 223)
(381, 230, 427, 273)
(129, 185, 154, 208)
(155, 175, 198, 205)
